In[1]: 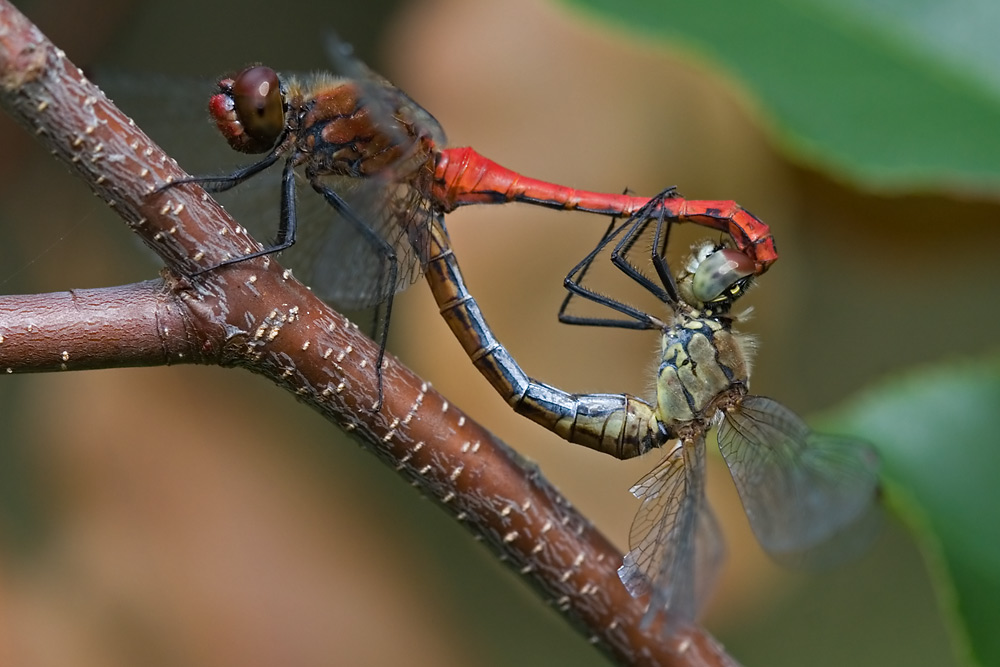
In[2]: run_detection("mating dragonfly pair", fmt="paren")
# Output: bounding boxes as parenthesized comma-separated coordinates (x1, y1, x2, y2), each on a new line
(156, 39, 880, 628)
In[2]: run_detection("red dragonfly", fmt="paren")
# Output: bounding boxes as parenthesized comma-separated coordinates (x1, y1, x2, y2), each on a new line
(158, 38, 778, 405)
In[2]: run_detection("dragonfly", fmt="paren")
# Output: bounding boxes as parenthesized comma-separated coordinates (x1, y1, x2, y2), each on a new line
(425, 188, 881, 627)
(154, 37, 779, 407)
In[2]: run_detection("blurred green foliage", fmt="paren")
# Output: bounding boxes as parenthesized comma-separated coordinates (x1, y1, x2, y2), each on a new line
(566, 0, 1000, 193)
(832, 360, 1000, 667)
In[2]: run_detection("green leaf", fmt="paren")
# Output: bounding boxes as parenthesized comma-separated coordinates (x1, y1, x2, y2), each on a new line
(826, 358, 1000, 666)
(562, 0, 1000, 193)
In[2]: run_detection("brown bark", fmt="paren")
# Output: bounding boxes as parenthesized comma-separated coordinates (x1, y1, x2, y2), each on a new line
(0, 2, 737, 665)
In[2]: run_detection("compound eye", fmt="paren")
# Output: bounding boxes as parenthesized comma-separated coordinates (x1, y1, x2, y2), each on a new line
(230, 66, 284, 149)
(692, 248, 755, 302)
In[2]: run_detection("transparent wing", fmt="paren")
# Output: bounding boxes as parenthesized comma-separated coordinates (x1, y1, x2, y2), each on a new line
(287, 39, 444, 310)
(325, 32, 447, 149)
(617, 438, 723, 627)
(717, 395, 881, 567)
(289, 171, 431, 309)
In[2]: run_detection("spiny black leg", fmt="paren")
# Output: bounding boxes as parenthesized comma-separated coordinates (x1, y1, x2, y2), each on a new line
(309, 179, 396, 411)
(276, 157, 298, 248)
(651, 212, 680, 305)
(609, 213, 671, 303)
(190, 158, 299, 276)
(154, 142, 285, 195)
(559, 214, 659, 330)
(559, 187, 684, 329)
(609, 193, 676, 304)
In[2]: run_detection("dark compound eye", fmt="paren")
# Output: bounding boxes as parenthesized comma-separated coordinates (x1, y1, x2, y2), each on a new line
(230, 65, 285, 149)
(692, 248, 755, 303)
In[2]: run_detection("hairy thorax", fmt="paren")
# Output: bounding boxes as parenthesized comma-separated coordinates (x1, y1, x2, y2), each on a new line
(654, 310, 753, 434)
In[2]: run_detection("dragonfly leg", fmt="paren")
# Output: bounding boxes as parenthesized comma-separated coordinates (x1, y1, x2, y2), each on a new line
(558, 213, 664, 330)
(608, 193, 678, 304)
(649, 208, 680, 304)
(184, 158, 301, 277)
(559, 189, 685, 329)
(154, 145, 284, 195)
(308, 178, 399, 411)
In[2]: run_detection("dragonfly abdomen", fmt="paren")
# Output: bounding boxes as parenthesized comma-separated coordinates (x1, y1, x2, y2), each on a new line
(424, 221, 660, 460)
(514, 386, 659, 459)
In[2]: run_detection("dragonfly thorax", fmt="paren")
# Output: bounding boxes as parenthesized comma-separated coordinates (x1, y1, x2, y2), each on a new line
(292, 80, 437, 183)
(654, 309, 752, 436)
(652, 243, 756, 433)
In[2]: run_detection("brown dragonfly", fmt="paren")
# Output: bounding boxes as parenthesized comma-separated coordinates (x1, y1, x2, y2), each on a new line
(425, 189, 880, 627)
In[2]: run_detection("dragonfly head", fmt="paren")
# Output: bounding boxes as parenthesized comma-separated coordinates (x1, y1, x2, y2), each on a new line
(679, 243, 755, 314)
(208, 65, 288, 154)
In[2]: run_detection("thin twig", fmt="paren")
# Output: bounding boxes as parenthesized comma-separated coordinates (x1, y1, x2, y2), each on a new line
(0, 3, 737, 665)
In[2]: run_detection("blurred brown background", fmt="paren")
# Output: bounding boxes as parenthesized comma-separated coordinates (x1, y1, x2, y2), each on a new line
(1, 0, 992, 665)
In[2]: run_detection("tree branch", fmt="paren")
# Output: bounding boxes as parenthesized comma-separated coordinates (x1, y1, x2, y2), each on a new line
(0, 3, 737, 665)
(0, 281, 195, 371)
